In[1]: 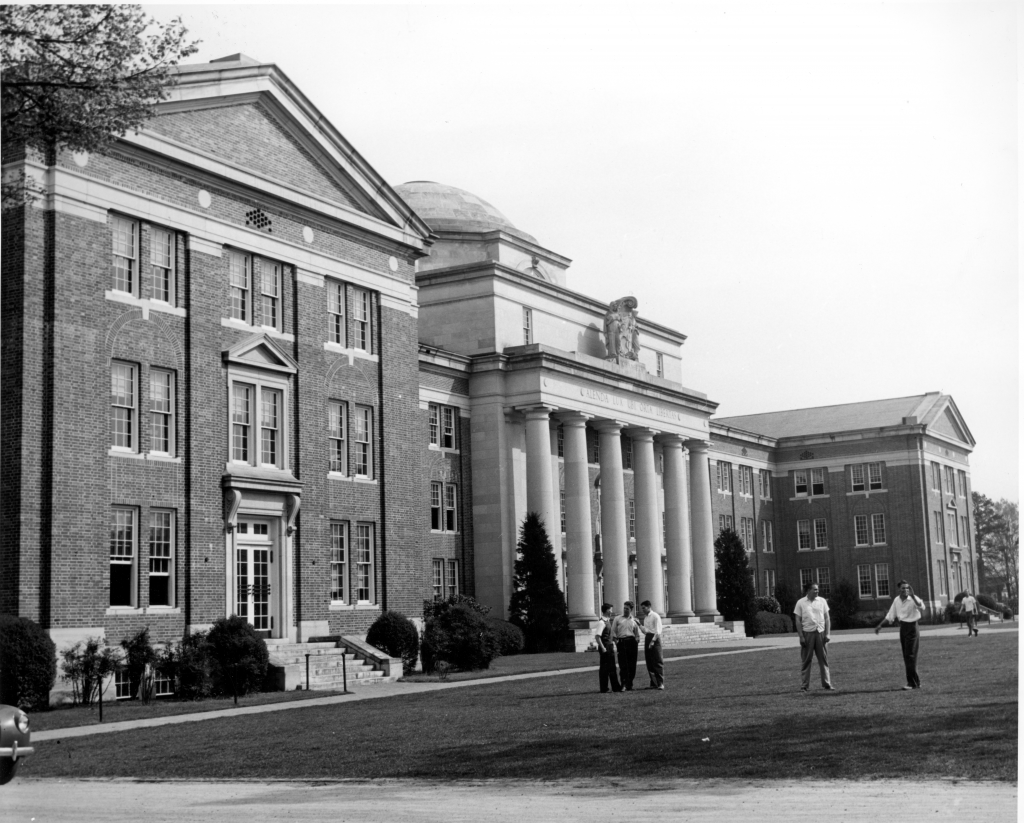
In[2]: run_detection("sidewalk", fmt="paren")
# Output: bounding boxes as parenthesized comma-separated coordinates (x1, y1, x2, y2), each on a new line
(33, 622, 1016, 742)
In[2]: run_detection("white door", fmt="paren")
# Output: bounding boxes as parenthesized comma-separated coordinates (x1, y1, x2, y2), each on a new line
(235, 520, 275, 638)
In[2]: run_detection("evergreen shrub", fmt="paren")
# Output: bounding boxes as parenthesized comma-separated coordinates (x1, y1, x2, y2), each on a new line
(120, 627, 157, 701)
(486, 617, 525, 657)
(714, 528, 757, 634)
(827, 580, 860, 629)
(508, 512, 569, 652)
(754, 595, 781, 614)
(773, 581, 798, 619)
(752, 612, 793, 635)
(207, 616, 269, 703)
(366, 611, 420, 675)
(977, 593, 999, 611)
(172, 631, 213, 701)
(421, 604, 498, 673)
(0, 614, 57, 710)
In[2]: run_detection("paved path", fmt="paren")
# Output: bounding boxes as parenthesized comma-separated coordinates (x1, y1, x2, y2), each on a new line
(32, 623, 1016, 742)
(0, 777, 1016, 822)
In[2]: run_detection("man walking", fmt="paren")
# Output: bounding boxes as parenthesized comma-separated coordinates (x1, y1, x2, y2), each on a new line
(875, 580, 926, 689)
(960, 591, 980, 637)
(793, 582, 834, 691)
(611, 600, 642, 690)
(639, 600, 664, 690)
(596, 603, 623, 693)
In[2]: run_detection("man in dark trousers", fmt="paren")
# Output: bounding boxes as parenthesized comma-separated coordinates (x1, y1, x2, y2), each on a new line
(596, 603, 622, 693)
(611, 600, 642, 690)
(639, 600, 664, 690)
(793, 582, 834, 691)
(875, 580, 927, 689)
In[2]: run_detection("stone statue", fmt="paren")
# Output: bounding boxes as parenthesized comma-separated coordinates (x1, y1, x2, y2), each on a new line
(603, 296, 640, 363)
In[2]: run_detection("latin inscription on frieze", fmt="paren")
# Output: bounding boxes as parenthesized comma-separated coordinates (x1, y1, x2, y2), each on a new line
(579, 387, 682, 421)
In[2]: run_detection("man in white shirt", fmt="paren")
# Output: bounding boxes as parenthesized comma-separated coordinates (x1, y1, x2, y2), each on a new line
(639, 600, 664, 690)
(875, 580, 926, 689)
(793, 582, 834, 691)
(611, 601, 642, 690)
(959, 591, 979, 637)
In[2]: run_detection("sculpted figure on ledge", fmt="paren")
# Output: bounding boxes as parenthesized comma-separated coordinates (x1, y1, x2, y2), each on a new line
(604, 296, 640, 363)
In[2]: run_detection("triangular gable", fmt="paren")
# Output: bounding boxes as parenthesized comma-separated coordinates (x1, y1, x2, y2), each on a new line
(149, 102, 374, 215)
(223, 333, 298, 374)
(923, 395, 976, 447)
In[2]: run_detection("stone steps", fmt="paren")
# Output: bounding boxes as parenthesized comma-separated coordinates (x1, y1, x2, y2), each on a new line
(265, 640, 398, 691)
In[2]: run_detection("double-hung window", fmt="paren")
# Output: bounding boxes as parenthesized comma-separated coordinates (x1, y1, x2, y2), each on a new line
(872, 513, 886, 544)
(261, 261, 282, 331)
(231, 382, 285, 468)
(738, 466, 753, 496)
(875, 564, 890, 597)
(557, 425, 564, 458)
(655, 352, 664, 378)
(758, 469, 772, 499)
(430, 483, 459, 532)
(816, 567, 831, 597)
(944, 466, 955, 496)
(763, 569, 776, 597)
(447, 559, 459, 598)
(623, 438, 633, 470)
(150, 227, 175, 304)
(854, 513, 887, 546)
(353, 406, 373, 478)
(933, 511, 944, 542)
(797, 520, 812, 550)
(148, 510, 174, 607)
(330, 522, 348, 603)
(150, 369, 175, 455)
(852, 462, 883, 492)
(353, 289, 370, 351)
(931, 462, 942, 492)
(523, 307, 533, 344)
(111, 362, 137, 451)
(717, 461, 732, 493)
(328, 281, 346, 345)
(796, 468, 825, 497)
(957, 470, 967, 498)
(762, 520, 774, 553)
(428, 404, 457, 449)
(560, 490, 567, 534)
(110, 507, 137, 607)
(260, 389, 282, 467)
(112, 216, 138, 295)
(740, 517, 754, 550)
(814, 518, 828, 549)
(628, 500, 636, 539)
(228, 251, 252, 323)
(937, 559, 948, 596)
(353, 523, 374, 603)
(857, 564, 873, 598)
(947, 512, 958, 546)
(719, 514, 733, 532)
(329, 402, 347, 474)
(960, 516, 970, 548)
(431, 559, 460, 600)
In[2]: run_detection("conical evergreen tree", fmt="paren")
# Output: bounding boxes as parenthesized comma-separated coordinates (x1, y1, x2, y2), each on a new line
(714, 527, 757, 630)
(508, 512, 569, 652)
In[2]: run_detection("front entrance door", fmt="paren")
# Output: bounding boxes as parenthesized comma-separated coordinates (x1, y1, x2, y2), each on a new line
(235, 520, 275, 638)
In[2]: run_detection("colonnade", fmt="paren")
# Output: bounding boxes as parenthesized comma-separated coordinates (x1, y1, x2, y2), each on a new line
(522, 406, 719, 626)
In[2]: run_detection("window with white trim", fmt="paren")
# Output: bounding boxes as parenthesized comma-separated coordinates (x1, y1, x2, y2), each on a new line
(228, 250, 252, 323)
(329, 401, 347, 474)
(353, 523, 375, 603)
(655, 352, 664, 378)
(588, 431, 600, 464)
(148, 509, 174, 607)
(432, 558, 444, 600)
(854, 513, 886, 546)
(854, 514, 869, 546)
(115, 669, 131, 700)
(931, 462, 942, 492)
(795, 468, 825, 497)
(719, 514, 733, 532)
(446, 559, 459, 598)
(944, 465, 955, 495)
(111, 361, 137, 451)
(260, 389, 282, 467)
(738, 465, 753, 496)
(740, 517, 754, 550)
(330, 522, 348, 603)
(623, 438, 633, 470)
(937, 559, 947, 596)
(762, 520, 774, 553)
(872, 513, 886, 545)
(328, 281, 346, 346)
(261, 260, 282, 331)
(430, 482, 459, 532)
(857, 564, 873, 598)
(816, 567, 831, 597)
(153, 670, 174, 697)
(797, 520, 811, 550)
(758, 469, 772, 499)
(763, 569, 776, 597)
(933, 511, 944, 542)
(523, 307, 533, 344)
(628, 499, 636, 539)
(110, 507, 137, 607)
(428, 404, 457, 449)
(947, 512, 958, 546)
(353, 405, 373, 478)
(960, 515, 970, 548)
(112, 215, 138, 295)
(814, 518, 828, 550)
(150, 369, 175, 455)
(230, 377, 288, 469)
(717, 461, 732, 493)
(875, 563, 890, 597)
(353, 288, 371, 351)
(150, 226, 175, 304)
(851, 462, 883, 492)
(560, 490, 566, 534)
(799, 568, 813, 590)
(557, 425, 564, 458)
(957, 470, 967, 498)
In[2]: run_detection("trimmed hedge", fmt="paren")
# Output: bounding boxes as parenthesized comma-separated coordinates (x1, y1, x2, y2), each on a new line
(366, 611, 420, 674)
(753, 611, 793, 635)
(754, 596, 781, 614)
(421, 604, 498, 673)
(207, 616, 269, 700)
(486, 617, 525, 657)
(0, 614, 57, 710)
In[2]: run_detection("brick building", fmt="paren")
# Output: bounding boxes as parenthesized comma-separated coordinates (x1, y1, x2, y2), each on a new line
(1, 55, 976, 658)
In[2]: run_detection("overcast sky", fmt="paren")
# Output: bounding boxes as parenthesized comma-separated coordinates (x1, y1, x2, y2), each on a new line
(149, 2, 1019, 503)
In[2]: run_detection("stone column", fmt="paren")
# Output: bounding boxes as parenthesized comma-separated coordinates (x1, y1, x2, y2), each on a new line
(524, 406, 557, 543)
(661, 435, 694, 618)
(549, 426, 564, 591)
(595, 421, 629, 608)
(630, 427, 665, 615)
(560, 413, 598, 624)
(687, 439, 719, 617)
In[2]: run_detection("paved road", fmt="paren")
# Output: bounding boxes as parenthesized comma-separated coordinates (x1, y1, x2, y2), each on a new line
(0, 777, 1016, 822)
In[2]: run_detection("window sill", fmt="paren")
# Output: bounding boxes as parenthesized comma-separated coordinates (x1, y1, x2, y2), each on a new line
(430, 529, 460, 535)
(106, 290, 186, 318)
(427, 445, 461, 455)
(146, 453, 182, 463)
(328, 471, 351, 481)
(105, 607, 145, 616)
(327, 602, 378, 611)
(847, 489, 887, 496)
(220, 317, 294, 341)
(790, 495, 830, 502)
(717, 490, 732, 496)
(108, 448, 144, 459)
(738, 493, 753, 500)
(145, 606, 181, 615)
(323, 341, 378, 361)
(352, 477, 377, 485)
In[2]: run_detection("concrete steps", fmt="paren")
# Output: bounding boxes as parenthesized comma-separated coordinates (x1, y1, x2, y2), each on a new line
(265, 640, 398, 691)
(568, 620, 746, 652)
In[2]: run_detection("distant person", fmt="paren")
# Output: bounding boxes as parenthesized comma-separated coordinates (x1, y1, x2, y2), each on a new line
(960, 591, 980, 637)
(875, 580, 927, 690)
(793, 582, 834, 691)
(596, 603, 623, 693)
(639, 600, 664, 690)
(611, 600, 642, 690)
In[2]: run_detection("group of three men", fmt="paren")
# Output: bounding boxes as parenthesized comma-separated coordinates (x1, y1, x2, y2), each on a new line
(595, 600, 665, 692)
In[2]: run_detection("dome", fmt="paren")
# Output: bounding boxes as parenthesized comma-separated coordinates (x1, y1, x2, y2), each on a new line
(394, 181, 537, 244)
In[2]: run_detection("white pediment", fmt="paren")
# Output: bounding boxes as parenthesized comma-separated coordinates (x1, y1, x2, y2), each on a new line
(223, 333, 298, 374)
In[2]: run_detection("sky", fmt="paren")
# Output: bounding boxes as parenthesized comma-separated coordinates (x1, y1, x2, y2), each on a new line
(149, 2, 1019, 503)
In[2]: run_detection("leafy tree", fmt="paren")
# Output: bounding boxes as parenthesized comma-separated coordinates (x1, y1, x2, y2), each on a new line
(207, 615, 269, 704)
(714, 527, 757, 631)
(827, 580, 860, 629)
(366, 611, 420, 675)
(773, 580, 798, 621)
(0, 614, 57, 711)
(989, 500, 1019, 611)
(120, 626, 157, 701)
(508, 512, 569, 652)
(1, 5, 198, 206)
(973, 492, 1000, 593)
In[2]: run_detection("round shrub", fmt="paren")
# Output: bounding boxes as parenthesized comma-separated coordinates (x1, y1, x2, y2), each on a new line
(421, 604, 497, 673)
(0, 614, 57, 710)
(366, 611, 420, 674)
(996, 602, 1014, 619)
(486, 617, 525, 657)
(172, 631, 213, 701)
(977, 593, 999, 611)
(754, 596, 781, 614)
(207, 616, 269, 700)
(752, 612, 794, 635)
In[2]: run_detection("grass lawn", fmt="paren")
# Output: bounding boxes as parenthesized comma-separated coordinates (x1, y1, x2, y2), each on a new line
(23, 632, 1016, 781)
